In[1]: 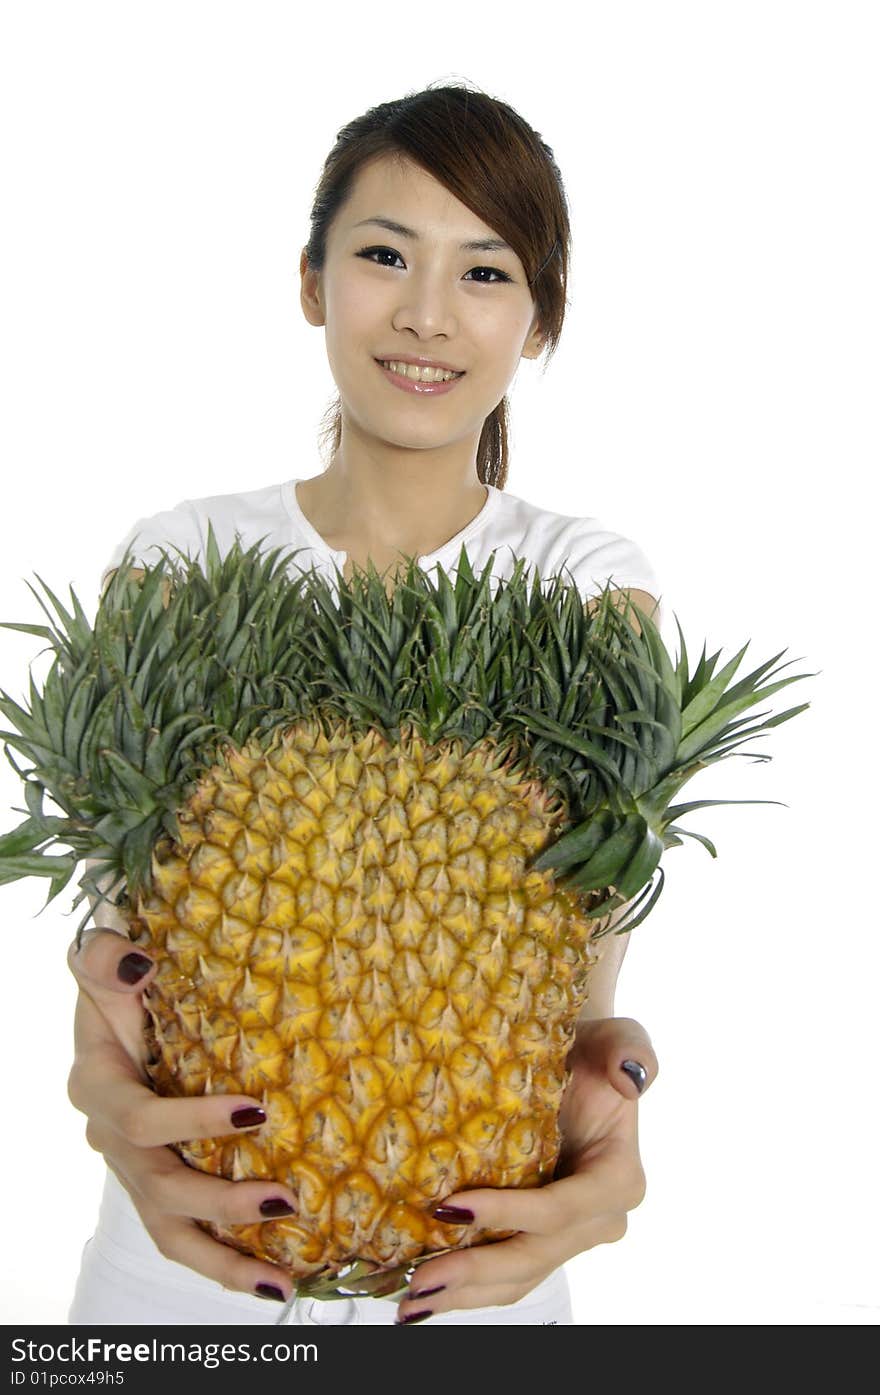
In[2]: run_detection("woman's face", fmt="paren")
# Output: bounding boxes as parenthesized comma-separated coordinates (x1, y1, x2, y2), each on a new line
(300, 153, 545, 454)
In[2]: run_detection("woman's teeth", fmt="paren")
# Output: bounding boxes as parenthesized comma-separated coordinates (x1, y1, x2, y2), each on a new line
(380, 360, 463, 383)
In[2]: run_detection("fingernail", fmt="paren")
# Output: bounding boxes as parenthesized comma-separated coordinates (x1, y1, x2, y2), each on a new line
(621, 1059, 647, 1093)
(231, 1106, 267, 1128)
(255, 1283, 285, 1302)
(395, 1309, 433, 1325)
(432, 1205, 474, 1224)
(409, 1284, 445, 1300)
(117, 951, 153, 984)
(260, 1197, 295, 1218)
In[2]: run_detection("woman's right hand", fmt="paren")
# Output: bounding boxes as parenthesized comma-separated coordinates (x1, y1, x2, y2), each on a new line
(66, 927, 298, 1304)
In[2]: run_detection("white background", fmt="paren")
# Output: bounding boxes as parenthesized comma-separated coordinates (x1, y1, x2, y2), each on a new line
(1, 1, 877, 1326)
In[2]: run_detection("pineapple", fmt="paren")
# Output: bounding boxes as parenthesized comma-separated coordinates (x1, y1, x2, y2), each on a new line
(0, 528, 812, 1299)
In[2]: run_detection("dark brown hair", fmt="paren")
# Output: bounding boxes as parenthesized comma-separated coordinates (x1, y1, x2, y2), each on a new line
(303, 80, 571, 491)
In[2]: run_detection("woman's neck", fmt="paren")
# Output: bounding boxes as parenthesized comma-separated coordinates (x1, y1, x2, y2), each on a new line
(297, 448, 488, 560)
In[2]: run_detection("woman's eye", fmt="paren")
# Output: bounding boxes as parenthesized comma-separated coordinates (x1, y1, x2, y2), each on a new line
(356, 246, 511, 284)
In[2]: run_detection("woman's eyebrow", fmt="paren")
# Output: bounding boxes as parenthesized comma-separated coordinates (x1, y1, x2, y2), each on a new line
(351, 215, 512, 254)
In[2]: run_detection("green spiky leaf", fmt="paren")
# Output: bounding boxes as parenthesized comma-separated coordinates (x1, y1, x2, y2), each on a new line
(0, 523, 815, 927)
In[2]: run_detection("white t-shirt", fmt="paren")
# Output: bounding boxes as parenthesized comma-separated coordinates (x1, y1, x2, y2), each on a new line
(99, 477, 661, 611)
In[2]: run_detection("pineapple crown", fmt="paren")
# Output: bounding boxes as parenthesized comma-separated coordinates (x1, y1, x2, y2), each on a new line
(0, 523, 815, 944)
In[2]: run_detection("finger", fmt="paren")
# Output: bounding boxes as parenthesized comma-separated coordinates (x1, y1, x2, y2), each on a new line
(70, 1033, 275, 1149)
(142, 1210, 295, 1303)
(395, 1218, 627, 1321)
(68, 927, 158, 1000)
(607, 1016, 659, 1099)
(138, 1210, 295, 1304)
(106, 1163, 295, 1303)
(70, 990, 272, 1148)
(91, 1129, 299, 1302)
(87, 1116, 299, 1227)
(396, 1233, 548, 1322)
(431, 1140, 642, 1239)
(575, 1017, 659, 1099)
(71, 967, 153, 1075)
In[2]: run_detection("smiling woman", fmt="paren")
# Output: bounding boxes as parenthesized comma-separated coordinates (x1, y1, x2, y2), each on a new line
(299, 83, 570, 502)
(48, 79, 666, 1329)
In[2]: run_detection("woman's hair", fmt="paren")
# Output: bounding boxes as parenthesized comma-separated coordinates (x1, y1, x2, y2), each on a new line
(304, 80, 571, 491)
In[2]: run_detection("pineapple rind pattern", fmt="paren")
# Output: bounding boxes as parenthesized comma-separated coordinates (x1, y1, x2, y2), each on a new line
(131, 715, 601, 1280)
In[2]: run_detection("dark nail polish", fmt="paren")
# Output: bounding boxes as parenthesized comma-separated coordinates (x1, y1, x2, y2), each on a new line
(409, 1284, 445, 1300)
(432, 1205, 474, 1224)
(255, 1283, 285, 1302)
(621, 1059, 647, 1093)
(396, 1309, 433, 1325)
(260, 1197, 295, 1218)
(118, 951, 153, 984)
(231, 1106, 267, 1129)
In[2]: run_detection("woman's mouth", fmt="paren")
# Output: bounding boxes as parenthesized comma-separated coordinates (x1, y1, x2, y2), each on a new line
(375, 359, 466, 395)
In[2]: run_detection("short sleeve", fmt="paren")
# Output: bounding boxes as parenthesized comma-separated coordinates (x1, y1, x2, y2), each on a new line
(98, 500, 205, 593)
(565, 527, 663, 612)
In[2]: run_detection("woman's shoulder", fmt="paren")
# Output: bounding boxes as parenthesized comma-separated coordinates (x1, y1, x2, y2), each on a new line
(98, 479, 293, 590)
(490, 487, 662, 603)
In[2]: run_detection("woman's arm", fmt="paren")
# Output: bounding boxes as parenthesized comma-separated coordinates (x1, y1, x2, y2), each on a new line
(587, 587, 662, 630)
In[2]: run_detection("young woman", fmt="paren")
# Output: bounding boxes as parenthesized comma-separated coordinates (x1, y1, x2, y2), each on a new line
(66, 81, 661, 1327)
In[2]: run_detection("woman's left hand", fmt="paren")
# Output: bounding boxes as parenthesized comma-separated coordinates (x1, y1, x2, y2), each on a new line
(392, 1016, 658, 1324)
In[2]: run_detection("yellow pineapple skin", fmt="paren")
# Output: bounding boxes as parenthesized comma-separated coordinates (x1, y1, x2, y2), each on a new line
(128, 716, 601, 1283)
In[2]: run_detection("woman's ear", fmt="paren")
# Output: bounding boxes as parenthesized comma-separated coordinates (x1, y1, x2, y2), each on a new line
(521, 313, 546, 361)
(300, 248, 325, 326)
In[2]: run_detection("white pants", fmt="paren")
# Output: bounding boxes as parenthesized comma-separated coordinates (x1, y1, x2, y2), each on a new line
(68, 1169, 573, 1326)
